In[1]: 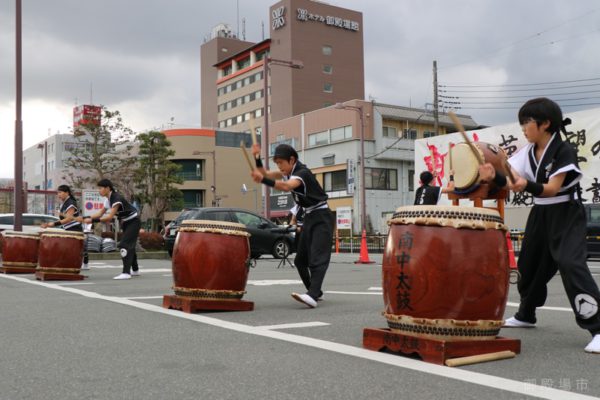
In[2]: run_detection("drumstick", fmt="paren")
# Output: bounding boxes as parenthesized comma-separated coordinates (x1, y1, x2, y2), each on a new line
(248, 116, 259, 159)
(445, 350, 516, 367)
(448, 111, 484, 165)
(504, 160, 516, 184)
(449, 145, 453, 171)
(240, 141, 254, 171)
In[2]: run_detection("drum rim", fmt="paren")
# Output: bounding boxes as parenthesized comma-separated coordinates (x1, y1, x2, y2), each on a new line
(2, 230, 40, 238)
(41, 228, 85, 238)
(180, 219, 246, 229)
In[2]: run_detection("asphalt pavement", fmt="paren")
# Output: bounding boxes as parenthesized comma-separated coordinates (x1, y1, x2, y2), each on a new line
(1, 253, 600, 400)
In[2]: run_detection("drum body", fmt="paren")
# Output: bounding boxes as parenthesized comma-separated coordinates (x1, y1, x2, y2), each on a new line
(446, 141, 507, 193)
(38, 229, 85, 273)
(2, 231, 40, 269)
(171, 220, 251, 300)
(382, 205, 509, 340)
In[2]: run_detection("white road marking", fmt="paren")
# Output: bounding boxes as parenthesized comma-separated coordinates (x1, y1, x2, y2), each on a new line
(256, 321, 330, 330)
(135, 268, 171, 273)
(368, 287, 382, 291)
(162, 274, 172, 277)
(247, 279, 303, 286)
(55, 282, 95, 286)
(1, 274, 596, 400)
(124, 296, 164, 300)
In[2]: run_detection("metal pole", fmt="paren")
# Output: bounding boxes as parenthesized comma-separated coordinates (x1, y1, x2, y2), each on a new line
(433, 60, 439, 135)
(44, 141, 48, 214)
(212, 151, 217, 206)
(358, 109, 366, 234)
(14, 0, 23, 231)
(263, 57, 270, 219)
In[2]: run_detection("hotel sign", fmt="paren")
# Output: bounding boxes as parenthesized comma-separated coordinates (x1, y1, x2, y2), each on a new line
(272, 6, 286, 30)
(297, 8, 359, 31)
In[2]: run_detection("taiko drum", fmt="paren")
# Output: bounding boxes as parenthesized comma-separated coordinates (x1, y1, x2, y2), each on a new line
(446, 141, 508, 193)
(1, 231, 40, 270)
(382, 205, 510, 341)
(171, 220, 251, 300)
(38, 229, 85, 274)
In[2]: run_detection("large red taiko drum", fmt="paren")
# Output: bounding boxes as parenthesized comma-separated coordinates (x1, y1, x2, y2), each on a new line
(171, 220, 251, 300)
(1, 231, 40, 271)
(38, 229, 85, 275)
(382, 205, 509, 341)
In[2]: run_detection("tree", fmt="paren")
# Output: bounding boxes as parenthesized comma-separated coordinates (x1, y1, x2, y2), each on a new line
(133, 131, 183, 232)
(62, 107, 135, 191)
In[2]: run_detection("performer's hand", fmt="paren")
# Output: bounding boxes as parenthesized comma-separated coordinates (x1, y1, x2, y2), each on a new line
(478, 163, 496, 182)
(251, 170, 263, 183)
(83, 217, 92, 224)
(510, 176, 527, 192)
(75, 216, 84, 223)
(251, 143, 261, 158)
(41, 223, 49, 228)
(447, 180, 455, 191)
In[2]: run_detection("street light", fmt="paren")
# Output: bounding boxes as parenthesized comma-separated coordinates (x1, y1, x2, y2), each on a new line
(37, 142, 47, 214)
(334, 102, 367, 236)
(262, 56, 303, 219)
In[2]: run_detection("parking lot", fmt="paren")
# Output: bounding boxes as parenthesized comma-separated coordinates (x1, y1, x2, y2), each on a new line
(1, 253, 600, 400)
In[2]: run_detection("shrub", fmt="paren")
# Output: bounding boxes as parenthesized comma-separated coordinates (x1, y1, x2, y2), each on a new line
(139, 231, 165, 251)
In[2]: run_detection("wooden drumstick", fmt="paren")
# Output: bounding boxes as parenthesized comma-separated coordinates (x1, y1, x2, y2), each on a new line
(449, 145, 453, 171)
(248, 116, 259, 159)
(448, 111, 484, 165)
(445, 350, 516, 367)
(240, 141, 254, 171)
(503, 160, 516, 184)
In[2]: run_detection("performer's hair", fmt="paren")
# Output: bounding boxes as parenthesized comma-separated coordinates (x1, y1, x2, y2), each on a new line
(420, 171, 434, 186)
(518, 97, 565, 135)
(57, 184, 77, 201)
(272, 144, 299, 162)
(97, 178, 115, 191)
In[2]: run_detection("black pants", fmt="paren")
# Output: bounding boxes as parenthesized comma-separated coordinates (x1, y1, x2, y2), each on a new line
(119, 218, 141, 274)
(66, 225, 88, 265)
(293, 209, 334, 300)
(515, 201, 600, 335)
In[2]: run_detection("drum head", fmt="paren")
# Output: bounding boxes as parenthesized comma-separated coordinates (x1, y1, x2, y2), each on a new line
(2, 230, 40, 238)
(446, 143, 482, 189)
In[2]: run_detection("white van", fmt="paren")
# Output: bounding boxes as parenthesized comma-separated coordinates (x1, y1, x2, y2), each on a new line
(0, 213, 60, 233)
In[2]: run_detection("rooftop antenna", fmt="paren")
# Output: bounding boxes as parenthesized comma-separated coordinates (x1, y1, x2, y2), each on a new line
(90, 82, 93, 104)
(242, 17, 246, 40)
(236, 0, 240, 38)
(261, 21, 265, 40)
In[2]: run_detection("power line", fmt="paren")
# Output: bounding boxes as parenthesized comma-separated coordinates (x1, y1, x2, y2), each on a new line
(439, 77, 600, 88)
(439, 83, 600, 93)
(440, 89, 600, 99)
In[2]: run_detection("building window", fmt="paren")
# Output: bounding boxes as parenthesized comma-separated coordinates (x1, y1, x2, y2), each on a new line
(408, 169, 415, 192)
(322, 154, 335, 166)
(365, 168, 398, 190)
(323, 83, 333, 93)
(403, 128, 417, 140)
(323, 170, 347, 192)
(382, 126, 397, 138)
(423, 131, 436, 138)
(223, 65, 232, 76)
(308, 130, 329, 147)
(330, 125, 352, 142)
(238, 57, 250, 69)
(323, 64, 333, 74)
(181, 190, 204, 208)
(322, 45, 332, 55)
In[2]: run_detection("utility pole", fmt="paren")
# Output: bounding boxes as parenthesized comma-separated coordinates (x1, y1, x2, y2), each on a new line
(433, 60, 439, 136)
(14, 0, 23, 231)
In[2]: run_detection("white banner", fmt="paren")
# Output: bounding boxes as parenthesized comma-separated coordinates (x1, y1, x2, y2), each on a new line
(336, 206, 352, 229)
(346, 158, 355, 194)
(415, 107, 600, 206)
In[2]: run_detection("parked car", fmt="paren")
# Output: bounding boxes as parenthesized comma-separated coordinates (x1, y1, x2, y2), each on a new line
(0, 213, 60, 233)
(585, 203, 600, 259)
(164, 207, 295, 259)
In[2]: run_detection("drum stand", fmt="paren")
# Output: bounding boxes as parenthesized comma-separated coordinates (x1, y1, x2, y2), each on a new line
(447, 183, 508, 219)
(276, 253, 294, 269)
(363, 328, 520, 366)
(163, 295, 254, 313)
(35, 269, 85, 281)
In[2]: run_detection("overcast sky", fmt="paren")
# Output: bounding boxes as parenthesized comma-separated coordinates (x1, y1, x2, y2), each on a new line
(1, 0, 599, 178)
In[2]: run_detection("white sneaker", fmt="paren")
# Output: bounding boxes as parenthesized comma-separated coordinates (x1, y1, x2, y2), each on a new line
(584, 334, 600, 353)
(113, 273, 131, 280)
(291, 292, 317, 308)
(503, 316, 536, 328)
(130, 270, 140, 277)
(81, 264, 89, 270)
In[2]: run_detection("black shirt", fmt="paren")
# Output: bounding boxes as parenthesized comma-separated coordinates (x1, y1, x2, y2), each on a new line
(414, 185, 441, 205)
(106, 191, 138, 222)
(59, 197, 82, 230)
(286, 161, 328, 211)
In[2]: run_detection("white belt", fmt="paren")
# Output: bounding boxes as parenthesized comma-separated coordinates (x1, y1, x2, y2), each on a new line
(304, 202, 328, 214)
(534, 193, 578, 205)
(121, 212, 138, 222)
